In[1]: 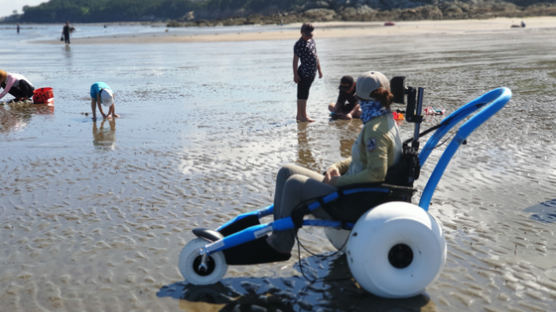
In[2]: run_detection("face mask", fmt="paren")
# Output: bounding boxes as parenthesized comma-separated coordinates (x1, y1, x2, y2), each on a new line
(360, 99, 389, 123)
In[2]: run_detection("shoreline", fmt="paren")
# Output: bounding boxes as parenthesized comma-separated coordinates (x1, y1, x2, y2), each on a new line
(34, 16, 556, 44)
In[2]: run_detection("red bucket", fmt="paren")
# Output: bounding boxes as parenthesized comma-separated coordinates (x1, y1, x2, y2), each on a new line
(33, 87, 54, 105)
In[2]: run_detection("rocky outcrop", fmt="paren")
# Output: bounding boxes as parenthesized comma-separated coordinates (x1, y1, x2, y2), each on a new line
(5, 0, 555, 24)
(304, 8, 337, 21)
(178, 0, 555, 26)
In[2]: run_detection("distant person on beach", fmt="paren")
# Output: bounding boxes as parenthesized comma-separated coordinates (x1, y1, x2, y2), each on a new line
(62, 21, 72, 44)
(90, 82, 118, 121)
(222, 71, 401, 262)
(511, 20, 526, 28)
(17, 24, 20, 34)
(0, 70, 35, 102)
(328, 75, 361, 120)
(293, 23, 322, 122)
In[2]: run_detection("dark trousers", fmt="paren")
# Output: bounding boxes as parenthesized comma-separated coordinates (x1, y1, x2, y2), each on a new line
(9, 80, 35, 99)
(296, 71, 315, 100)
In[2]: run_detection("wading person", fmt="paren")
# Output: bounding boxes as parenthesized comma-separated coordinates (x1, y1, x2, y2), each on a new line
(328, 75, 361, 120)
(293, 23, 322, 122)
(90, 82, 119, 121)
(0, 70, 35, 102)
(62, 21, 72, 44)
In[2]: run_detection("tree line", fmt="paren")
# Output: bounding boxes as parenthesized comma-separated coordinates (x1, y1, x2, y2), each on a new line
(5, 0, 555, 23)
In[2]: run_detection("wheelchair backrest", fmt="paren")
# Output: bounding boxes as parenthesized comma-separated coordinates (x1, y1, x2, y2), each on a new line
(385, 144, 420, 187)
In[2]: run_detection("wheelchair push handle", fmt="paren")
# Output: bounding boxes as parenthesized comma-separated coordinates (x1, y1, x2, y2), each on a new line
(419, 87, 512, 210)
(390, 76, 425, 152)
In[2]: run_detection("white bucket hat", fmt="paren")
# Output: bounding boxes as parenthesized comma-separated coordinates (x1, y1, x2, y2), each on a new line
(355, 71, 390, 100)
(100, 88, 114, 107)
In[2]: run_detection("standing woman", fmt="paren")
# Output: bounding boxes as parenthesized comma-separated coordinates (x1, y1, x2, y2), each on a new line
(0, 70, 35, 102)
(293, 23, 323, 122)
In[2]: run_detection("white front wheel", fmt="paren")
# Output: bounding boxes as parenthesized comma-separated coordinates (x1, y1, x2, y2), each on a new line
(178, 238, 228, 285)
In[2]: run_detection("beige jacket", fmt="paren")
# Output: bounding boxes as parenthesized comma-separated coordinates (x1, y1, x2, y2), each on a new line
(331, 114, 402, 187)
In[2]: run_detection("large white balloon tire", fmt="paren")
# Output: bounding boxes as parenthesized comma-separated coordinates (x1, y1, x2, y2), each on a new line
(346, 201, 446, 298)
(179, 238, 228, 285)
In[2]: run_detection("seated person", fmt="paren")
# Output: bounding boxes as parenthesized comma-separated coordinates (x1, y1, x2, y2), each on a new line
(328, 75, 361, 119)
(228, 71, 402, 263)
(0, 70, 35, 102)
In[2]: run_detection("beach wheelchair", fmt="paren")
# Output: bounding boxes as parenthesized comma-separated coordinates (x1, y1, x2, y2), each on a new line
(178, 78, 512, 298)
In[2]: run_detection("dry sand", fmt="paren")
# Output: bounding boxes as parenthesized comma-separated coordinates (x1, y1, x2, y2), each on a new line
(58, 16, 556, 44)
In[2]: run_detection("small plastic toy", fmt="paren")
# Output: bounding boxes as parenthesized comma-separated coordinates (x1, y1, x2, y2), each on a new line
(392, 110, 405, 121)
(424, 106, 444, 115)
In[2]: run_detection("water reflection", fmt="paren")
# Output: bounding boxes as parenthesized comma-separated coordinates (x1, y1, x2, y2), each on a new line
(34, 104, 55, 114)
(92, 118, 116, 150)
(158, 253, 436, 311)
(330, 119, 361, 158)
(64, 44, 72, 66)
(296, 122, 318, 170)
(296, 121, 361, 172)
(0, 105, 30, 133)
(0, 101, 53, 133)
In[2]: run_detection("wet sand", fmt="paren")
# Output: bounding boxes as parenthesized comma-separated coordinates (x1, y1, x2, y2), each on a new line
(2, 17, 556, 311)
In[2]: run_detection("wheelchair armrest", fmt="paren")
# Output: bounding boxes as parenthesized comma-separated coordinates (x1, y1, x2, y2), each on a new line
(338, 182, 416, 195)
(379, 183, 417, 193)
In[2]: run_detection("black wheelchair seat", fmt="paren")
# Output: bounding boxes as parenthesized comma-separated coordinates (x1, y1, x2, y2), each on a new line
(321, 183, 416, 223)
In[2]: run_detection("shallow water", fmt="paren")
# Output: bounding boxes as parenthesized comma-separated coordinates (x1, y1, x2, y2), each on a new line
(1, 23, 301, 44)
(1, 24, 555, 311)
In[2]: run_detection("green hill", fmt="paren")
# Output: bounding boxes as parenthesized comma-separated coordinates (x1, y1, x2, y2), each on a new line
(5, 0, 556, 24)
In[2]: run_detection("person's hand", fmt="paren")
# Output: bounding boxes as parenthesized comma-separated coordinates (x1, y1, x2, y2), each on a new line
(92, 116, 97, 121)
(101, 113, 107, 119)
(318, 71, 323, 79)
(345, 113, 352, 119)
(323, 167, 340, 185)
(294, 74, 300, 84)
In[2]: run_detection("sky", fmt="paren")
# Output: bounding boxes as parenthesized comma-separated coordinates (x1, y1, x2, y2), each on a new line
(0, 0, 46, 18)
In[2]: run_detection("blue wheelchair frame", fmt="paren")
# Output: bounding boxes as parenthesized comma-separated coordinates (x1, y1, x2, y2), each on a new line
(198, 87, 512, 258)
